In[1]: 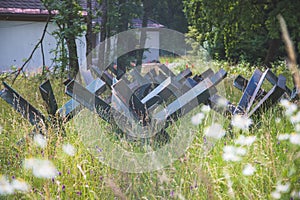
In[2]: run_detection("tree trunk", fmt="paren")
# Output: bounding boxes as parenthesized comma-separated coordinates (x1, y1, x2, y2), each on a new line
(264, 39, 281, 67)
(136, 0, 150, 66)
(66, 36, 80, 78)
(97, 0, 108, 71)
(295, 36, 300, 65)
(116, 0, 129, 78)
(100, 0, 107, 43)
(66, 1, 80, 78)
(105, 25, 111, 69)
(86, 0, 93, 69)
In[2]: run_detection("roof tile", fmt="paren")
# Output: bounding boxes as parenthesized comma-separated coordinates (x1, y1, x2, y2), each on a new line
(0, 0, 45, 9)
(0, 0, 164, 28)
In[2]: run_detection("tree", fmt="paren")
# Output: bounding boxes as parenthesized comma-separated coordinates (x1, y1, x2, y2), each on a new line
(116, 0, 143, 77)
(95, 0, 142, 77)
(40, 0, 188, 79)
(153, 0, 188, 33)
(86, 0, 93, 69)
(183, 0, 300, 65)
(42, 0, 85, 78)
(136, 0, 154, 66)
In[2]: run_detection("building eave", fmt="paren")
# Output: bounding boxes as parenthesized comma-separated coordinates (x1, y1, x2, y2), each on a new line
(0, 7, 57, 21)
(0, 13, 49, 22)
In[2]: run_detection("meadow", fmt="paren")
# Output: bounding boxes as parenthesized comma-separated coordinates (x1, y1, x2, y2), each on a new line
(0, 60, 299, 199)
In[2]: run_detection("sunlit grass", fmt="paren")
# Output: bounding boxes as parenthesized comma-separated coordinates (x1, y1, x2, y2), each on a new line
(0, 62, 299, 199)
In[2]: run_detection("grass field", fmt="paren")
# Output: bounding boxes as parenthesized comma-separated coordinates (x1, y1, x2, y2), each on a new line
(0, 60, 299, 199)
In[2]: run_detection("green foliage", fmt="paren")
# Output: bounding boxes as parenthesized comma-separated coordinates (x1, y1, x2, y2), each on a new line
(150, 0, 188, 33)
(42, 0, 85, 77)
(42, 0, 85, 36)
(183, 0, 300, 64)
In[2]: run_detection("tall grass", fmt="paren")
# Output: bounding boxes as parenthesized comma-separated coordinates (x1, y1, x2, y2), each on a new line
(0, 62, 299, 199)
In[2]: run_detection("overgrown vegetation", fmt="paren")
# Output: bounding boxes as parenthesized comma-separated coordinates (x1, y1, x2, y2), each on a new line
(183, 0, 300, 66)
(1, 0, 300, 199)
(0, 61, 299, 199)
(33, 0, 188, 78)
(42, 0, 86, 78)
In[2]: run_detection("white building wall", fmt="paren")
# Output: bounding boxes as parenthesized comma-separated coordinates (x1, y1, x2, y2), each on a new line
(99, 30, 160, 64)
(143, 31, 160, 63)
(0, 20, 86, 72)
(0, 20, 160, 72)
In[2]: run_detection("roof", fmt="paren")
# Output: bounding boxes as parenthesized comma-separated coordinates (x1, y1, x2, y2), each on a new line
(0, 0, 92, 20)
(131, 19, 164, 29)
(0, 0, 164, 28)
(93, 18, 164, 29)
(0, 0, 54, 20)
(0, 0, 45, 10)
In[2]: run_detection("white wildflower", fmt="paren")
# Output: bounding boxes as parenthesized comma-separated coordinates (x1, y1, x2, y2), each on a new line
(191, 113, 205, 126)
(289, 134, 300, 145)
(11, 179, 30, 193)
(24, 158, 35, 169)
(271, 191, 281, 199)
(204, 123, 226, 139)
(235, 146, 247, 156)
(276, 182, 290, 193)
(242, 164, 256, 176)
(0, 176, 30, 195)
(33, 134, 47, 148)
(285, 104, 298, 116)
(201, 105, 211, 113)
(24, 158, 57, 179)
(290, 111, 300, 123)
(235, 135, 256, 146)
(222, 146, 246, 162)
(216, 97, 228, 107)
(279, 99, 290, 108)
(231, 115, 252, 130)
(0, 126, 2, 133)
(275, 118, 281, 124)
(62, 143, 76, 156)
(279, 99, 298, 116)
(0, 176, 14, 195)
(277, 134, 290, 141)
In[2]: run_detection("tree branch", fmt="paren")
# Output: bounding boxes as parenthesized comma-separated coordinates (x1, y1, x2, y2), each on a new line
(11, 17, 50, 85)
(278, 14, 300, 98)
(41, 38, 46, 75)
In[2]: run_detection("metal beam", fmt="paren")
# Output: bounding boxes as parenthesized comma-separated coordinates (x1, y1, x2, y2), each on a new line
(246, 69, 270, 113)
(153, 69, 226, 128)
(39, 80, 58, 116)
(59, 78, 106, 120)
(65, 79, 111, 123)
(234, 69, 263, 114)
(248, 75, 286, 116)
(0, 82, 45, 126)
